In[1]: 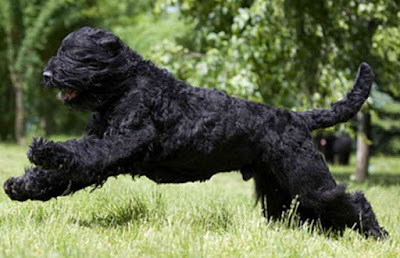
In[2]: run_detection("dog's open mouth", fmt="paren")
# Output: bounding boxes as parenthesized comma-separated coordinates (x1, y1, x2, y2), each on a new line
(59, 89, 78, 101)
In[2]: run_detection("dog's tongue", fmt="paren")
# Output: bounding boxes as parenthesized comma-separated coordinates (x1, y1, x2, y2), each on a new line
(60, 89, 77, 101)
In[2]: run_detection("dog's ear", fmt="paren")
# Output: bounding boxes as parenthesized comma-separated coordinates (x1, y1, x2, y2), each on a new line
(98, 36, 122, 54)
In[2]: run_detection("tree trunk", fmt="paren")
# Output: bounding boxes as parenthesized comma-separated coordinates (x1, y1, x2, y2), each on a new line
(13, 76, 25, 145)
(355, 111, 371, 182)
(5, 0, 25, 145)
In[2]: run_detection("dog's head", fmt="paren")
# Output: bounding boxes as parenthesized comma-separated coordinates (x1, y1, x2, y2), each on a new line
(321, 184, 388, 239)
(43, 27, 141, 111)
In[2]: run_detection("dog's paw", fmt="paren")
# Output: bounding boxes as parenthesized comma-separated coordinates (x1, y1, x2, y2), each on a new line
(3, 168, 71, 201)
(27, 137, 71, 169)
(27, 137, 52, 166)
(3, 177, 26, 201)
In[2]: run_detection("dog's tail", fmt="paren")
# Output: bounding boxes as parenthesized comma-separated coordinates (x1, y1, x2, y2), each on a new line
(300, 63, 373, 131)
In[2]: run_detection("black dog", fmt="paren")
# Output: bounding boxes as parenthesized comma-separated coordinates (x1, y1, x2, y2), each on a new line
(4, 27, 387, 239)
(316, 134, 352, 165)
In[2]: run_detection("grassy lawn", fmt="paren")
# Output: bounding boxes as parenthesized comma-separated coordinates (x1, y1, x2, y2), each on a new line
(0, 141, 399, 257)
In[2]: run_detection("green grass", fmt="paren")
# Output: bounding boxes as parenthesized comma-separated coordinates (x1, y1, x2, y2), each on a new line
(0, 142, 400, 257)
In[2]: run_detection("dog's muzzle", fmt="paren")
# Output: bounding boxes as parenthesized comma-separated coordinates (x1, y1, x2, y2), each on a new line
(43, 71, 52, 80)
(42, 70, 53, 86)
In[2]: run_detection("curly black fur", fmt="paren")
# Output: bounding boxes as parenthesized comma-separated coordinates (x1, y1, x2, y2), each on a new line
(4, 27, 387, 239)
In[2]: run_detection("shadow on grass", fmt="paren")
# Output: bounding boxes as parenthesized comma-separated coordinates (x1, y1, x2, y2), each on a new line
(70, 195, 166, 228)
(333, 172, 400, 186)
(69, 197, 234, 232)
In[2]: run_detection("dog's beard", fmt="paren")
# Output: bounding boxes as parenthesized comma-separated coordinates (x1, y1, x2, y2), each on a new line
(57, 86, 119, 111)
(43, 72, 113, 111)
(60, 90, 103, 111)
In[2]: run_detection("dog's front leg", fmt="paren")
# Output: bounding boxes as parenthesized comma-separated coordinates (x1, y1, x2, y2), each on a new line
(4, 167, 89, 201)
(27, 128, 155, 171)
(3, 159, 126, 201)
(5, 129, 156, 201)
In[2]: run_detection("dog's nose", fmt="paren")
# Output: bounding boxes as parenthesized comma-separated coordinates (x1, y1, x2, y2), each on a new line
(43, 71, 53, 80)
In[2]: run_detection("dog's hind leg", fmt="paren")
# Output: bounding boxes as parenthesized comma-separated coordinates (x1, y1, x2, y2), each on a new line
(272, 142, 387, 239)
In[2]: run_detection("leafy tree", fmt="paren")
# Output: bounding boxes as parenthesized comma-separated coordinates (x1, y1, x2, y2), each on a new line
(0, 0, 189, 142)
(373, 25, 400, 99)
(0, 5, 14, 141)
(0, 0, 96, 143)
(155, 0, 399, 106)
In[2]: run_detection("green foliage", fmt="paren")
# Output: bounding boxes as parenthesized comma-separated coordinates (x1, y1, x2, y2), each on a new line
(0, 0, 97, 139)
(85, 0, 154, 27)
(151, 40, 263, 102)
(154, 0, 400, 110)
(381, 102, 400, 115)
(114, 13, 190, 56)
(156, 0, 256, 52)
(370, 84, 395, 109)
(372, 100, 400, 155)
(5, 0, 91, 74)
(384, 137, 400, 155)
(373, 26, 400, 99)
